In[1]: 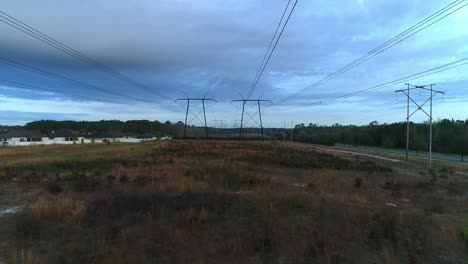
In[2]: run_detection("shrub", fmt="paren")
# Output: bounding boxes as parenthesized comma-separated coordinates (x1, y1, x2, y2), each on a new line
(31, 197, 89, 225)
(0, 171, 9, 181)
(63, 173, 79, 182)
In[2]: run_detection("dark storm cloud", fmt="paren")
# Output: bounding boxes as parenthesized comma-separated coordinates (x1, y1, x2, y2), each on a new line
(0, 0, 466, 125)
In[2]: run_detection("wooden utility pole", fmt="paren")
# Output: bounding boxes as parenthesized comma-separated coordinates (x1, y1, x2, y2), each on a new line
(395, 83, 444, 167)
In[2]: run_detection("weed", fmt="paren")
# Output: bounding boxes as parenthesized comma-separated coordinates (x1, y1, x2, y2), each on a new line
(93, 169, 103, 176)
(353, 177, 363, 188)
(31, 197, 89, 225)
(382, 179, 402, 191)
(106, 174, 116, 183)
(9, 246, 42, 264)
(0, 170, 9, 181)
(119, 174, 128, 183)
(446, 182, 464, 195)
(62, 172, 79, 182)
(72, 175, 98, 192)
(48, 178, 62, 195)
(464, 222, 468, 249)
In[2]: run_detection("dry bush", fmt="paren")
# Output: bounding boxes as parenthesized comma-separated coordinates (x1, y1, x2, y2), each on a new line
(176, 207, 209, 226)
(31, 196, 89, 225)
(8, 246, 43, 264)
(158, 175, 209, 193)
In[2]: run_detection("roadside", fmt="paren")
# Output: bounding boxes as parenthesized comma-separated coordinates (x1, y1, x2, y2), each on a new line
(312, 146, 401, 163)
(336, 143, 467, 164)
(305, 143, 468, 177)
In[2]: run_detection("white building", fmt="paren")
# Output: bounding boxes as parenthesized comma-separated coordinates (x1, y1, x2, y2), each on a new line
(1, 130, 50, 146)
(49, 129, 87, 144)
(85, 132, 121, 143)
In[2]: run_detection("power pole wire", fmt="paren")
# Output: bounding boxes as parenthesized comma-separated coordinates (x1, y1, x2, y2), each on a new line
(308, 57, 468, 105)
(0, 10, 173, 101)
(317, 96, 463, 127)
(247, 0, 299, 98)
(0, 57, 156, 103)
(272, 0, 467, 106)
(246, 0, 293, 98)
(0, 80, 117, 104)
(313, 100, 397, 125)
(298, 57, 468, 126)
(231, 99, 272, 140)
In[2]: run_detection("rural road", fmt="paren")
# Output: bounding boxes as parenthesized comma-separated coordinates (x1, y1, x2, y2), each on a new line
(312, 146, 401, 163)
(336, 144, 467, 164)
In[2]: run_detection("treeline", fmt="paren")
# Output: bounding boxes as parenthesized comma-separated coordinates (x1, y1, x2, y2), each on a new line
(293, 119, 468, 155)
(10, 119, 468, 154)
(24, 120, 185, 137)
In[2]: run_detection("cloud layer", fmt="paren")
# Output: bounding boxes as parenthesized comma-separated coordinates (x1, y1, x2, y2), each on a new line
(0, 0, 466, 126)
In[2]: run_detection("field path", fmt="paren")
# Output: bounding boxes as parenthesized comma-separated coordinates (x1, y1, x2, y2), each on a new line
(311, 145, 401, 163)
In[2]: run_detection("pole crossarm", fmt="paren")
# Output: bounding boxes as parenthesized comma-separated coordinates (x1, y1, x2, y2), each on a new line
(231, 99, 272, 103)
(174, 98, 217, 138)
(396, 85, 443, 119)
(175, 98, 218, 102)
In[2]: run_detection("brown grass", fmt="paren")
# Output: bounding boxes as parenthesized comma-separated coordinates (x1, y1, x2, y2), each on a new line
(9, 246, 42, 264)
(31, 196, 89, 225)
(0, 141, 466, 263)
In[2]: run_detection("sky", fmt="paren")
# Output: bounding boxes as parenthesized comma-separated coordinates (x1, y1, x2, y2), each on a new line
(0, 0, 467, 127)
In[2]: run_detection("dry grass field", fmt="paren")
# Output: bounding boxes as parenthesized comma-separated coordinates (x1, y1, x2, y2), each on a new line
(0, 141, 467, 263)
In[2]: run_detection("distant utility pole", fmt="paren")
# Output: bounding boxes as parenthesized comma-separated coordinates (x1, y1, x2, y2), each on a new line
(231, 99, 272, 141)
(213, 120, 225, 129)
(175, 98, 217, 139)
(395, 83, 444, 167)
(283, 120, 286, 142)
(232, 120, 241, 129)
(290, 121, 294, 142)
(213, 119, 225, 136)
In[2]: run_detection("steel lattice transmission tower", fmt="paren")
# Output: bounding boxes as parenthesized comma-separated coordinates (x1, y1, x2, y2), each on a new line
(231, 99, 272, 141)
(175, 98, 217, 139)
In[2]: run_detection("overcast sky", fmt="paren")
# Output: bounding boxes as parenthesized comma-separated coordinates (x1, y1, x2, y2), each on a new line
(0, 0, 467, 127)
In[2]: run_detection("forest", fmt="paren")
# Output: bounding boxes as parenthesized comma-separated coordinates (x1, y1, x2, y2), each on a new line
(2, 119, 467, 155)
(293, 119, 468, 155)
(21, 120, 184, 137)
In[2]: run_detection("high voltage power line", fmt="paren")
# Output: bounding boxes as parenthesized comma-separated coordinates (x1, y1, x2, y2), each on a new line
(246, 0, 298, 98)
(0, 10, 173, 101)
(272, 0, 467, 106)
(273, 57, 468, 126)
(315, 95, 468, 126)
(313, 100, 398, 125)
(0, 2, 466, 127)
(0, 57, 155, 103)
(0, 80, 117, 103)
(307, 57, 468, 105)
(247, 0, 291, 99)
(303, 55, 468, 125)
